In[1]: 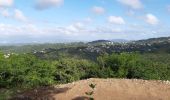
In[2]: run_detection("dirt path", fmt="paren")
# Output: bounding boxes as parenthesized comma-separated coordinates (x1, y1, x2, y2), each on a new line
(13, 78, 170, 100)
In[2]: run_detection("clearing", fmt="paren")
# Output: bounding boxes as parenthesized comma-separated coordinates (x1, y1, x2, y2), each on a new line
(13, 78, 170, 100)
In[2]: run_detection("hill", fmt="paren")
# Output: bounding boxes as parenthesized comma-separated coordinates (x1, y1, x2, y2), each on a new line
(1, 37, 170, 55)
(13, 78, 170, 100)
(133, 37, 170, 44)
(33, 37, 170, 61)
(87, 40, 111, 45)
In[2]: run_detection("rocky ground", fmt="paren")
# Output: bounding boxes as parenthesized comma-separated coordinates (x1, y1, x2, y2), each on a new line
(12, 78, 170, 100)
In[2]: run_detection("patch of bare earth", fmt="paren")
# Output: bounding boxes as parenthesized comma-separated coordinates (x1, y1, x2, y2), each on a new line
(13, 78, 170, 100)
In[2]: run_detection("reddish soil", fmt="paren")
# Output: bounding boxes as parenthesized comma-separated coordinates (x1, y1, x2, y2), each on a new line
(13, 78, 170, 100)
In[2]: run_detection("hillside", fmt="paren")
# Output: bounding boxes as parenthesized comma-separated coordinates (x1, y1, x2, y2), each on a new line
(13, 78, 170, 100)
(133, 37, 170, 44)
(33, 37, 170, 61)
(1, 37, 170, 56)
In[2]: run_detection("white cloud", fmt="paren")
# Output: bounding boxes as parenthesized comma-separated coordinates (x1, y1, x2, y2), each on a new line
(0, 23, 123, 40)
(1, 22, 170, 42)
(0, 0, 13, 7)
(66, 22, 84, 34)
(84, 17, 93, 23)
(92, 6, 105, 14)
(0, 9, 10, 17)
(14, 9, 27, 22)
(118, 0, 143, 9)
(0, 22, 85, 37)
(0, 1, 28, 23)
(35, 0, 64, 10)
(108, 16, 125, 25)
(0, 23, 47, 37)
(0, 8, 29, 23)
(145, 14, 159, 25)
(0, 23, 23, 36)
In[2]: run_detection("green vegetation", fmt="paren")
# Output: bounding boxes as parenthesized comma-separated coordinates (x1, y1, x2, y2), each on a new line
(0, 42, 85, 54)
(97, 53, 170, 80)
(1, 37, 170, 99)
(1, 52, 170, 89)
(85, 83, 96, 100)
(0, 53, 55, 88)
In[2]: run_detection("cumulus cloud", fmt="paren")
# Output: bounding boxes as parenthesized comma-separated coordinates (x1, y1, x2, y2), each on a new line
(0, 23, 50, 38)
(0, 0, 28, 23)
(14, 9, 27, 22)
(145, 14, 159, 25)
(35, 0, 64, 10)
(108, 16, 125, 25)
(0, 22, 124, 42)
(66, 22, 85, 34)
(117, 0, 143, 9)
(0, 9, 10, 17)
(0, 8, 28, 23)
(0, 0, 13, 7)
(1, 22, 170, 42)
(0, 0, 13, 17)
(0, 22, 85, 38)
(92, 6, 105, 14)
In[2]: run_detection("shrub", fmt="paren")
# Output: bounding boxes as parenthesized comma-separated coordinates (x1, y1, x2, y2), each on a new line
(0, 53, 56, 88)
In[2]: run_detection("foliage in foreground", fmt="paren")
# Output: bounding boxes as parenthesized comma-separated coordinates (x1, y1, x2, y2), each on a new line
(85, 83, 96, 100)
(0, 53, 55, 88)
(97, 53, 170, 80)
(1, 52, 170, 90)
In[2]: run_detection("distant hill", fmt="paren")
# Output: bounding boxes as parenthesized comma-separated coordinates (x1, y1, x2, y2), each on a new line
(88, 39, 128, 45)
(110, 39, 129, 43)
(133, 37, 170, 44)
(1, 36, 170, 60)
(88, 40, 111, 45)
(33, 36, 170, 61)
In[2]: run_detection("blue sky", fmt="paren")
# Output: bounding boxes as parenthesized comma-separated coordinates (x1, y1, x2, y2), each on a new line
(0, 0, 170, 43)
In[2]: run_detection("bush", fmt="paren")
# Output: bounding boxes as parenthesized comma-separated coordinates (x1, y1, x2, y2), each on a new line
(1, 51, 170, 89)
(97, 52, 170, 80)
(0, 53, 56, 88)
(97, 53, 141, 78)
(52, 58, 100, 83)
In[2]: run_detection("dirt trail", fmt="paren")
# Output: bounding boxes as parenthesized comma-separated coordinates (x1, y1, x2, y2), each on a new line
(13, 78, 170, 100)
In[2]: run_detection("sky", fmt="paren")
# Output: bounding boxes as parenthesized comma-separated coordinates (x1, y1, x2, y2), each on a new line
(0, 0, 170, 43)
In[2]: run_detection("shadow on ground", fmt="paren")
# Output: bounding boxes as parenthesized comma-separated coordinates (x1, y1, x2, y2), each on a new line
(10, 86, 70, 100)
(72, 96, 89, 100)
